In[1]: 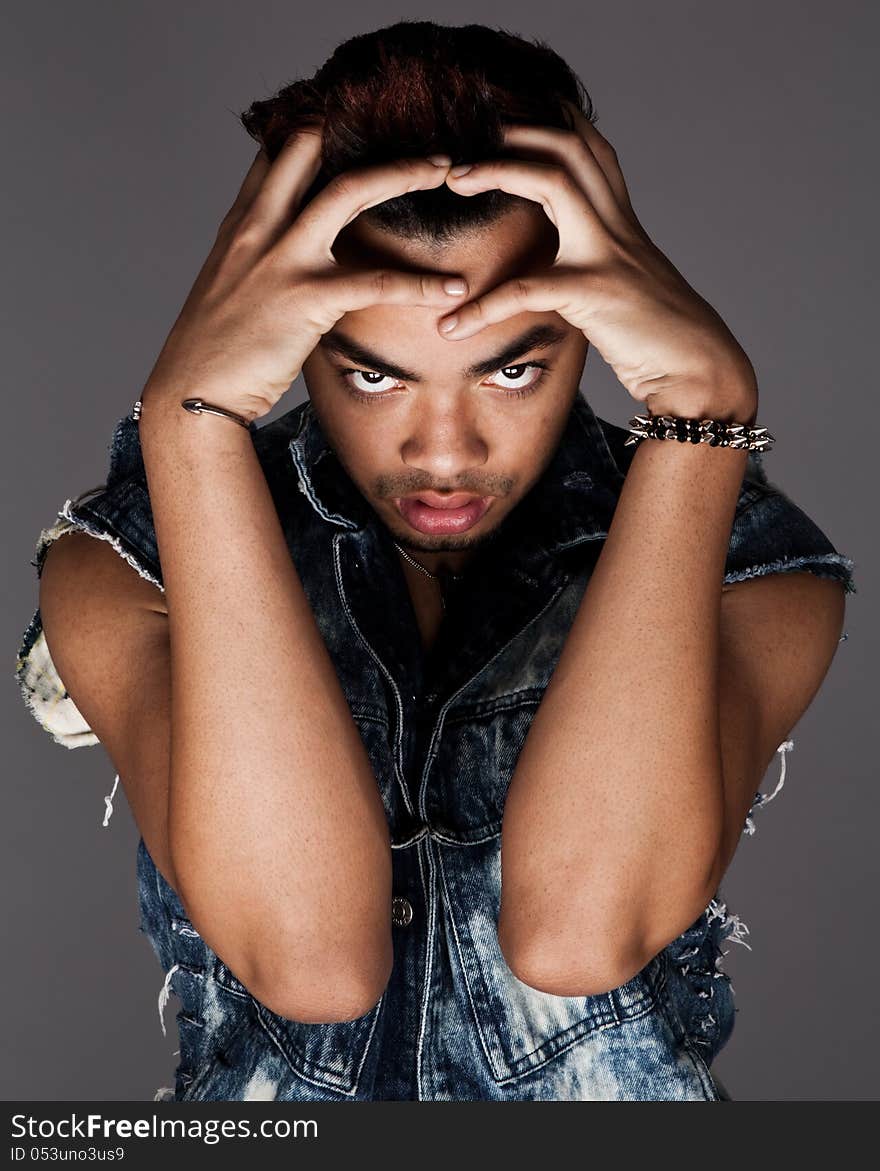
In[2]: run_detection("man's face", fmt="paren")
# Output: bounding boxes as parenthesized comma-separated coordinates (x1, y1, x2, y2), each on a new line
(301, 201, 589, 571)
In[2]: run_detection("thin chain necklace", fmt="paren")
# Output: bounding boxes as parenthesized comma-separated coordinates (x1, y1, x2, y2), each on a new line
(393, 541, 465, 612)
(393, 542, 466, 582)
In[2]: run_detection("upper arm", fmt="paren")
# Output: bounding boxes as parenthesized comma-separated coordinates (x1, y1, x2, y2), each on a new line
(37, 530, 179, 890)
(714, 570, 847, 880)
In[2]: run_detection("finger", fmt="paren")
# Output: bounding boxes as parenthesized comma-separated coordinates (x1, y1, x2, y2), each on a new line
(559, 100, 645, 236)
(498, 121, 627, 235)
(216, 147, 271, 233)
(242, 124, 325, 239)
(316, 267, 470, 317)
(434, 272, 579, 340)
(279, 156, 453, 267)
(445, 157, 604, 267)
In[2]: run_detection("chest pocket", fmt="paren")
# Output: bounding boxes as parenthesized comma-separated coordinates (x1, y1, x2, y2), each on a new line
(137, 838, 385, 1098)
(425, 695, 544, 834)
(349, 707, 409, 834)
(435, 835, 664, 1085)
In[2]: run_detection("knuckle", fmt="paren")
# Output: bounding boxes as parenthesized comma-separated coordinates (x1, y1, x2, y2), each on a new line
(397, 158, 431, 194)
(590, 128, 620, 165)
(214, 209, 240, 242)
(287, 273, 312, 303)
(403, 155, 431, 177)
(293, 281, 336, 330)
(554, 166, 578, 196)
(227, 211, 266, 251)
(592, 261, 624, 298)
(327, 172, 354, 203)
(571, 134, 596, 163)
(595, 139, 619, 166)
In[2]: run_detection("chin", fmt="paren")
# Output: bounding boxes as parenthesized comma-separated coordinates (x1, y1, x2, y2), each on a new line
(398, 533, 481, 554)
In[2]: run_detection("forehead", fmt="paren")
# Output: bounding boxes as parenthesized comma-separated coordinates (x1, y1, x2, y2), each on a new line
(320, 204, 569, 370)
(332, 201, 559, 299)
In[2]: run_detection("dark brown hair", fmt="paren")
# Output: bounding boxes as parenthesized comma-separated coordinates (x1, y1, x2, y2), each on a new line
(238, 20, 597, 244)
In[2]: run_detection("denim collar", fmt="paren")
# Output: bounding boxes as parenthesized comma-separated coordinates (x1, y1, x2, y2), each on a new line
(287, 391, 625, 568)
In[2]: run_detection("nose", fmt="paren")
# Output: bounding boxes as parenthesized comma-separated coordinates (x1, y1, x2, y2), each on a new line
(400, 397, 489, 484)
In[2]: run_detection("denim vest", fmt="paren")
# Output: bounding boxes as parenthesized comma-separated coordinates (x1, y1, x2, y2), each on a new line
(15, 391, 856, 1101)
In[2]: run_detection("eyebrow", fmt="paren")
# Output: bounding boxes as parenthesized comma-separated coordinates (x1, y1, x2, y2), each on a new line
(318, 323, 569, 382)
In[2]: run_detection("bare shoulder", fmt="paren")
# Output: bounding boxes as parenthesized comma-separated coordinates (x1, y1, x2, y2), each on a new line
(713, 569, 847, 875)
(40, 529, 167, 616)
(719, 569, 846, 746)
(721, 568, 845, 630)
(721, 570, 845, 686)
(37, 529, 177, 889)
(37, 528, 170, 728)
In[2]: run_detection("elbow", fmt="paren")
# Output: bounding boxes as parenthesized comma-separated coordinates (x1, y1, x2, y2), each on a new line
(240, 940, 393, 1024)
(499, 880, 723, 998)
(498, 919, 649, 999)
(249, 962, 390, 1024)
(172, 879, 394, 1023)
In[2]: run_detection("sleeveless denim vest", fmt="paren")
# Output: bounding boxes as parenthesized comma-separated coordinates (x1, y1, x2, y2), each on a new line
(15, 391, 856, 1101)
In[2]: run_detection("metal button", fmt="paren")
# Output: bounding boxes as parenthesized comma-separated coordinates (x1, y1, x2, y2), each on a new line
(391, 896, 413, 927)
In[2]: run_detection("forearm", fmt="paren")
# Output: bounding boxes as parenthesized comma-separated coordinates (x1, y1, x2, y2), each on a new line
(138, 388, 393, 1006)
(499, 404, 753, 989)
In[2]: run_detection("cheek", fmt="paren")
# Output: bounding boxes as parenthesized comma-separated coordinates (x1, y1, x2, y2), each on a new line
(501, 407, 570, 492)
(330, 430, 392, 496)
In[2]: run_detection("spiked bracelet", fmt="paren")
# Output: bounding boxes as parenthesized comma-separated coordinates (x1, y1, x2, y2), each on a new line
(624, 412, 775, 453)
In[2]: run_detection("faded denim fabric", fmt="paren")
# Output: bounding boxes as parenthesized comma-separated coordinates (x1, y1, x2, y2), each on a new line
(15, 391, 856, 1101)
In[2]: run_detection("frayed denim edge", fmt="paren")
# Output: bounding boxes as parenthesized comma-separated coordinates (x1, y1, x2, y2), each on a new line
(723, 553, 857, 595)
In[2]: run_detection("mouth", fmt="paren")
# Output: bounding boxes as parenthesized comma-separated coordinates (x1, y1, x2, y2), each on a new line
(393, 492, 494, 535)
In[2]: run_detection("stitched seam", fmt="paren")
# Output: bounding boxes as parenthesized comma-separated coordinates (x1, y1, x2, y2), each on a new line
(434, 846, 504, 1083)
(414, 838, 437, 1102)
(416, 578, 569, 822)
(333, 533, 415, 819)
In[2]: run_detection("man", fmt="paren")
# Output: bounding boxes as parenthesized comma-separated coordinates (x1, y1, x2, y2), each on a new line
(16, 21, 855, 1101)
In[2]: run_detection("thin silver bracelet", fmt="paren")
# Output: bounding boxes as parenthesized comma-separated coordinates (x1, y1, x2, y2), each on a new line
(131, 397, 252, 431)
(624, 411, 775, 452)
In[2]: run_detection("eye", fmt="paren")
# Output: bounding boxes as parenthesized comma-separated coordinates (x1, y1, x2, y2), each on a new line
(334, 360, 550, 402)
(341, 369, 402, 395)
(485, 363, 549, 395)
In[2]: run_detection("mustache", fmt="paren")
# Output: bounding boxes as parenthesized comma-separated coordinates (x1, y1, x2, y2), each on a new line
(376, 475, 515, 497)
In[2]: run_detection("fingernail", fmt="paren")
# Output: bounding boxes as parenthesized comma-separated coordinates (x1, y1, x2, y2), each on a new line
(443, 278, 467, 295)
(439, 315, 458, 333)
(449, 163, 473, 176)
(427, 153, 452, 166)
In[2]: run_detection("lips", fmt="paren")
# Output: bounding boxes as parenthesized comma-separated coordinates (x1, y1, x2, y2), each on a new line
(407, 491, 483, 510)
(394, 493, 493, 535)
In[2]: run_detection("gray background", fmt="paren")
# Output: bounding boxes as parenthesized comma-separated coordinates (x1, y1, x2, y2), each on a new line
(2, 1, 874, 1101)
